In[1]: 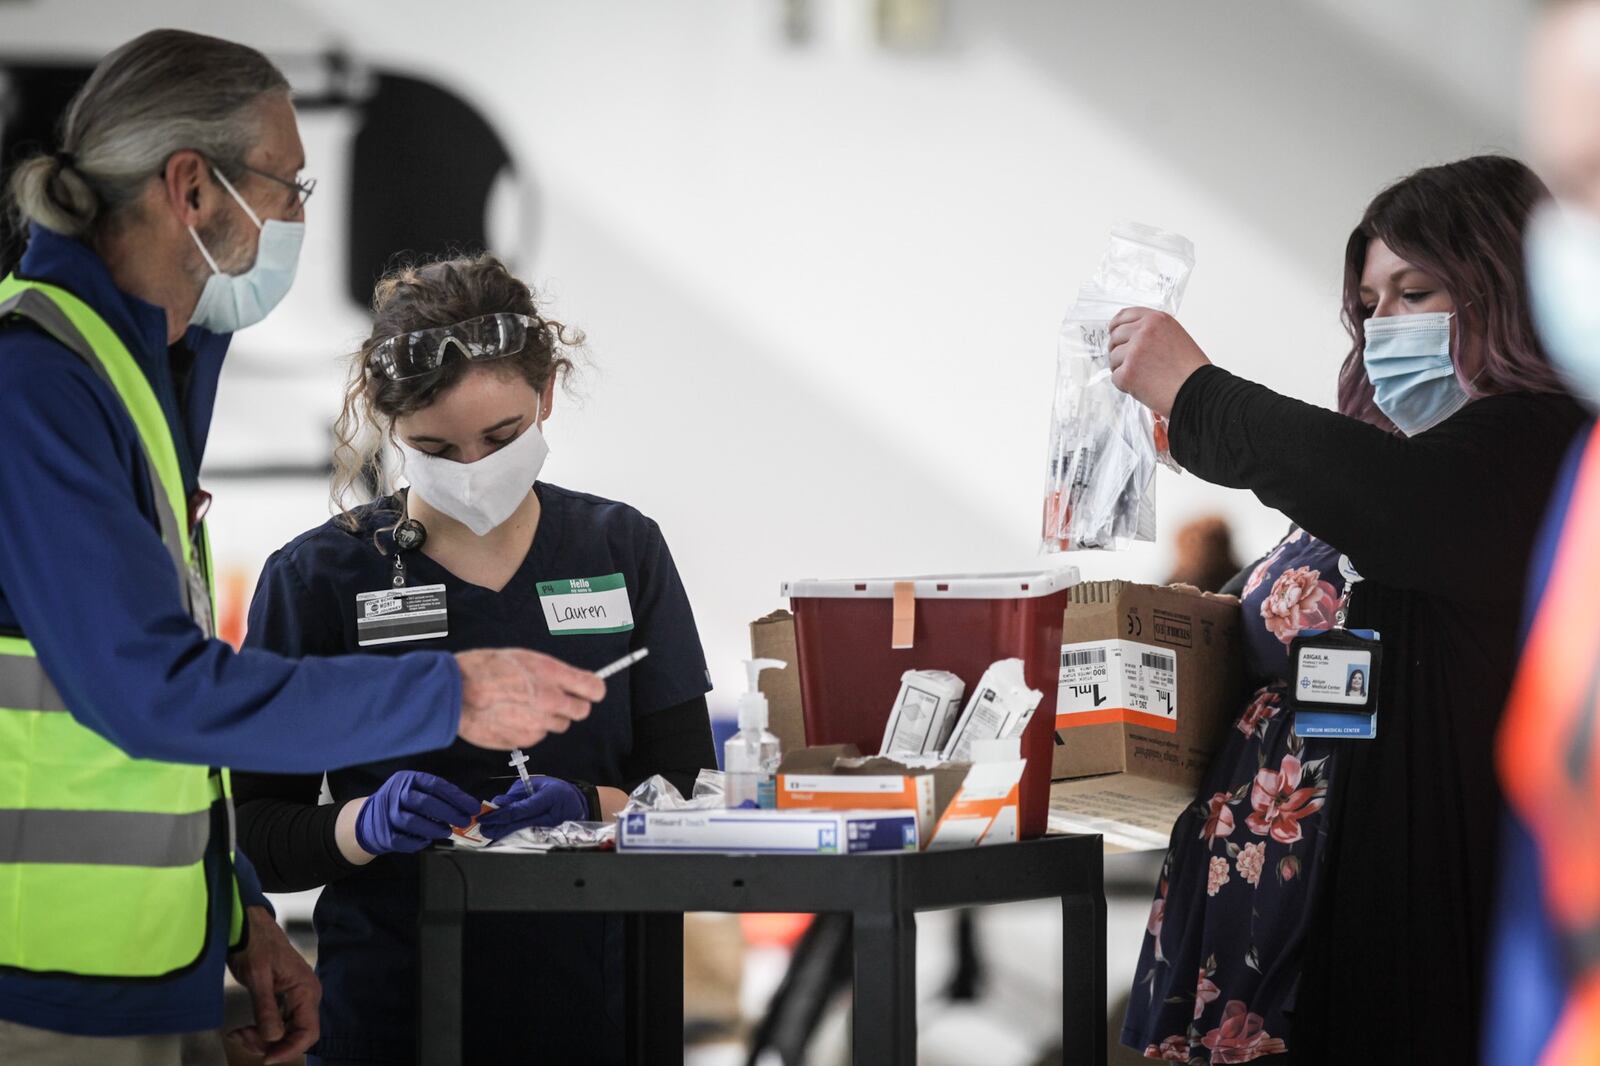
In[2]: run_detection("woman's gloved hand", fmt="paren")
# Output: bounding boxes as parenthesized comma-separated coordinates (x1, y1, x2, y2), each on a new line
(477, 776, 591, 840)
(353, 770, 482, 855)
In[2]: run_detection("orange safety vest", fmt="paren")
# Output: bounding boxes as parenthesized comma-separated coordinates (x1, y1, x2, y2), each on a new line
(1499, 424, 1600, 1066)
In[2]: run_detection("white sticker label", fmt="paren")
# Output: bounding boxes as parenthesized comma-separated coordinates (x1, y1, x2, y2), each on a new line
(1056, 639, 1178, 723)
(1295, 646, 1372, 705)
(537, 573, 635, 635)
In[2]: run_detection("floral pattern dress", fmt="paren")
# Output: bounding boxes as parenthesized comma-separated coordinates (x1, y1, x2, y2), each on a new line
(1121, 529, 1349, 1063)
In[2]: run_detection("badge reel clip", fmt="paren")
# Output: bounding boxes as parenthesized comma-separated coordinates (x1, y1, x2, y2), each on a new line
(354, 515, 449, 648)
(1290, 558, 1382, 740)
(390, 518, 427, 588)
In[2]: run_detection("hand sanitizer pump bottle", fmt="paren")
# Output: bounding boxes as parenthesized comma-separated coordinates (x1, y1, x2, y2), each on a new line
(726, 658, 785, 809)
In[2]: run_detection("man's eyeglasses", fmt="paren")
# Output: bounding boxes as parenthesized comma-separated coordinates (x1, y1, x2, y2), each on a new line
(238, 163, 316, 209)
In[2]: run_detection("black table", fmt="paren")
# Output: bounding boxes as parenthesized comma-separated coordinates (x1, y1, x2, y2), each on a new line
(419, 834, 1106, 1065)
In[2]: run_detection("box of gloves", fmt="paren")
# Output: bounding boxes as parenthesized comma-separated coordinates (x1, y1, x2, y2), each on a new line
(774, 739, 1026, 850)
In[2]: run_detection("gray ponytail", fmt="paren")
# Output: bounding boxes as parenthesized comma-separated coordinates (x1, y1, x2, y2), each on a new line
(8, 29, 289, 240)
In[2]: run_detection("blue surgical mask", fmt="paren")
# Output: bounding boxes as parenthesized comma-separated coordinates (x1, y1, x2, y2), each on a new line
(1527, 201, 1600, 409)
(1362, 311, 1470, 436)
(186, 167, 304, 333)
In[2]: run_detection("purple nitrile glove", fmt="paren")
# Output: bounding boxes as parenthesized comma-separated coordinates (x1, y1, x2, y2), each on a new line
(477, 776, 590, 840)
(354, 770, 482, 855)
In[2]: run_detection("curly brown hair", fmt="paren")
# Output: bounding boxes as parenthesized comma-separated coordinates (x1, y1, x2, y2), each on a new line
(331, 253, 582, 529)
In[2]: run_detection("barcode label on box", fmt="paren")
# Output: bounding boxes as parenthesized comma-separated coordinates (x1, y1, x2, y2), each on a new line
(1129, 647, 1177, 721)
(1057, 639, 1179, 732)
(1058, 640, 1115, 692)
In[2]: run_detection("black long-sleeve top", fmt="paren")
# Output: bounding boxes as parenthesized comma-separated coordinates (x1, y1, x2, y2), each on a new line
(1169, 366, 1587, 1064)
(230, 486, 718, 1064)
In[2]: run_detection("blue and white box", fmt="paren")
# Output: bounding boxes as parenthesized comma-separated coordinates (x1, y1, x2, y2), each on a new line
(616, 808, 919, 854)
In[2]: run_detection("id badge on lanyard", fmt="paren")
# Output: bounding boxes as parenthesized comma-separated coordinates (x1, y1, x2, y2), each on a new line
(355, 551, 449, 647)
(1291, 555, 1382, 740)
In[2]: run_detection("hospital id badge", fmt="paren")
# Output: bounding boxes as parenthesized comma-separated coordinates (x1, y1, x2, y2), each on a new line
(356, 584, 449, 646)
(1290, 627, 1381, 740)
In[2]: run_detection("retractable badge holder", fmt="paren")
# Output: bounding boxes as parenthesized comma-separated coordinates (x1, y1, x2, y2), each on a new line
(353, 514, 450, 647)
(1290, 558, 1382, 740)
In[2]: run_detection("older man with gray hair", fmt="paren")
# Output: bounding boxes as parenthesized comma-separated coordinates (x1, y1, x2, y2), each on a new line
(0, 29, 603, 1065)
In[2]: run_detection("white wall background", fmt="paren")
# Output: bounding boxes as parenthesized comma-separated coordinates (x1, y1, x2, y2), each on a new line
(0, 0, 1536, 716)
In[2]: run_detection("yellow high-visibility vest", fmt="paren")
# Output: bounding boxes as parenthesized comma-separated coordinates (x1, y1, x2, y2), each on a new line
(0, 275, 244, 977)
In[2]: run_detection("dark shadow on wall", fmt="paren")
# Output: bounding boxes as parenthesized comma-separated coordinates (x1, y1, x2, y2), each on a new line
(955, 0, 1514, 273)
(0, 58, 533, 294)
(345, 72, 526, 303)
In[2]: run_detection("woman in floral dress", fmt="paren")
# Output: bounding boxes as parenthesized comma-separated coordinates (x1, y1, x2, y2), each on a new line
(1126, 530, 1343, 1063)
(1116, 156, 1589, 1063)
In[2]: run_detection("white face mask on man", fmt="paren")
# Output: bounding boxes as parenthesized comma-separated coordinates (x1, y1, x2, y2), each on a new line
(397, 402, 549, 536)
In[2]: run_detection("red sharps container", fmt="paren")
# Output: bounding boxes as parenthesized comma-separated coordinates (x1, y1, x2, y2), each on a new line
(782, 570, 1079, 839)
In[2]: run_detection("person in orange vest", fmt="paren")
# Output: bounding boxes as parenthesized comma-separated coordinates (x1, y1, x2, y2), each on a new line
(1491, 3, 1600, 1064)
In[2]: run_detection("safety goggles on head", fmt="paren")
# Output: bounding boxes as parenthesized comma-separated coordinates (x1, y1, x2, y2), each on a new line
(367, 313, 534, 381)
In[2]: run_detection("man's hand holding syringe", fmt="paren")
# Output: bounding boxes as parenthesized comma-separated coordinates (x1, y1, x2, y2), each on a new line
(333, 649, 647, 864)
(453, 647, 610, 750)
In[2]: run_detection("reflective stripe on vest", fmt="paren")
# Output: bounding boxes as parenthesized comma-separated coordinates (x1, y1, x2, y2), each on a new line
(0, 276, 242, 978)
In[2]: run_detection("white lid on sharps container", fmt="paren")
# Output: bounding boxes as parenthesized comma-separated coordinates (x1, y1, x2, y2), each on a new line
(738, 658, 786, 729)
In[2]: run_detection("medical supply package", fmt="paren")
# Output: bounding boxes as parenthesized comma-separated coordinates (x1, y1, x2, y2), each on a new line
(774, 743, 1025, 849)
(925, 741, 1028, 850)
(1041, 222, 1195, 551)
(615, 807, 918, 855)
(1051, 580, 1242, 786)
(940, 658, 1044, 762)
(879, 669, 966, 756)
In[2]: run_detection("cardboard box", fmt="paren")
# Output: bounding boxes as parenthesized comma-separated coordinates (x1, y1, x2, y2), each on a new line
(776, 745, 965, 841)
(1052, 581, 1242, 788)
(616, 807, 918, 854)
(749, 610, 807, 754)
(775, 744, 1024, 850)
(1048, 775, 1196, 853)
(925, 757, 1027, 850)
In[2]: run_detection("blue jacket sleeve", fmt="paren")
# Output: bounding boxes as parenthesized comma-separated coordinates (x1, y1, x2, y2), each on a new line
(0, 342, 462, 772)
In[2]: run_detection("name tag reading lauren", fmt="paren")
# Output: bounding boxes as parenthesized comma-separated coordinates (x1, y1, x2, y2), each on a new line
(538, 573, 635, 635)
(356, 584, 449, 646)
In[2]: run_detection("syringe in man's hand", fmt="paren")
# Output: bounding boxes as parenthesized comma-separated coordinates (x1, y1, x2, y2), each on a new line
(506, 647, 650, 789)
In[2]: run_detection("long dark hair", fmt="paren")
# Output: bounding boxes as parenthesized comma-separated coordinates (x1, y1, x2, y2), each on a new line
(1337, 155, 1567, 430)
(331, 253, 582, 529)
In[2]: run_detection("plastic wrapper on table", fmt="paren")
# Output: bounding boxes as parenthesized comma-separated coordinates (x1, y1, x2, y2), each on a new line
(459, 774, 728, 852)
(692, 768, 725, 803)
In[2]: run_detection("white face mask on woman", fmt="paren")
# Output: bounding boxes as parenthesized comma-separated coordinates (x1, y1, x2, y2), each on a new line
(397, 402, 548, 536)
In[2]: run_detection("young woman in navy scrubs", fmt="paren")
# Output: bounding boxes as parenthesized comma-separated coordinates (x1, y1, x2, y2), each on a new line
(233, 254, 715, 1066)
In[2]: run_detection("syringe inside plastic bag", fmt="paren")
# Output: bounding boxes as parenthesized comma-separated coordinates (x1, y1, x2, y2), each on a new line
(1042, 222, 1195, 552)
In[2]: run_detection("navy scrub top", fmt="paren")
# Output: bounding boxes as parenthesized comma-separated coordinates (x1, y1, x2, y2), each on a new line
(240, 483, 711, 1065)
